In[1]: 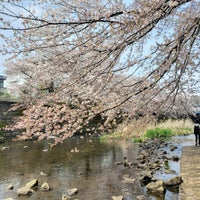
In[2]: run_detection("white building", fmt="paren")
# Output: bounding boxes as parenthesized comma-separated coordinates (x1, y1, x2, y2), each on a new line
(0, 75, 6, 92)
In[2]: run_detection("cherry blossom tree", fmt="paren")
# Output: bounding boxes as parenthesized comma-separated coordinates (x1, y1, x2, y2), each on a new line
(0, 0, 199, 143)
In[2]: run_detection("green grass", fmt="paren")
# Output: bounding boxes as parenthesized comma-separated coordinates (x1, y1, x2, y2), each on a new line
(156, 119, 193, 136)
(133, 137, 144, 143)
(133, 128, 173, 143)
(164, 159, 170, 170)
(144, 128, 173, 139)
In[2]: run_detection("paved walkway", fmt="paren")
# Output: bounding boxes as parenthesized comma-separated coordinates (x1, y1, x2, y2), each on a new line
(179, 146, 200, 200)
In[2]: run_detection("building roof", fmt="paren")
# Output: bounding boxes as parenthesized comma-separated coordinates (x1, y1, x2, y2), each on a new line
(0, 75, 6, 80)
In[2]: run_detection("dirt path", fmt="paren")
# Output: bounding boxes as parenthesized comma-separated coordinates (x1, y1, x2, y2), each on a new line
(179, 146, 200, 200)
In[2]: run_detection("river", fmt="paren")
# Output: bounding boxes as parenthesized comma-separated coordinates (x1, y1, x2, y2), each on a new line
(0, 134, 195, 200)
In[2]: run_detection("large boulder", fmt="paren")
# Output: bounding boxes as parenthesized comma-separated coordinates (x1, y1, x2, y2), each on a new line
(146, 179, 165, 194)
(17, 186, 33, 196)
(164, 176, 182, 186)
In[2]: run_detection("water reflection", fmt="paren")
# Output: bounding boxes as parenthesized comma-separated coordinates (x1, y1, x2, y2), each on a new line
(0, 135, 194, 199)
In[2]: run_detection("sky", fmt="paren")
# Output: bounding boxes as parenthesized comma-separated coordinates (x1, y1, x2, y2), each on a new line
(0, 57, 6, 75)
(0, 0, 132, 76)
(0, 0, 44, 76)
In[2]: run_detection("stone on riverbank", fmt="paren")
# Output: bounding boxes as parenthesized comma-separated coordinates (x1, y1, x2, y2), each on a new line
(122, 175, 135, 183)
(146, 179, 165, 194)
(17, 186, 33, 196)
(164, 176, 182, 186)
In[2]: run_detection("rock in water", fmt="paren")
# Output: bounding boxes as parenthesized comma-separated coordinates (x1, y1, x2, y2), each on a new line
(17, 186, 33, 196)
(164, 176, 182, 186)
(146, 179, 165, 194)
(3, 198, 15, 200)
(111, 196, 124, 200)
(67, 188, 78, 196)
(41, 182, 50, 191)
(25, 179, 38, 188)
(7, 184, 14, 190)
(1, 146, 9, 151)
(62, 194, 70, 200)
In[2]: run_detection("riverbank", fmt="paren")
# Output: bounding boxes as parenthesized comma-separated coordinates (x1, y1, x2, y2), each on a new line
(101, 118, 193, 142)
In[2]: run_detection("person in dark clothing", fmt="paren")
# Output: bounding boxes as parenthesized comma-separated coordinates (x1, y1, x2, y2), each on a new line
(194, 124, 200, 146)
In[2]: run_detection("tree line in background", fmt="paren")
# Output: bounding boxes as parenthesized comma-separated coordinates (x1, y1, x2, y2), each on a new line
(0, 0, 199, 143)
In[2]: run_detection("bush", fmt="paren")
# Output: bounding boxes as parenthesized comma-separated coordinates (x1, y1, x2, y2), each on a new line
(144, 128, 173, 139)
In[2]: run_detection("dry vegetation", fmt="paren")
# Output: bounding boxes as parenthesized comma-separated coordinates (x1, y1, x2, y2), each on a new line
(101, 118, 193, 142)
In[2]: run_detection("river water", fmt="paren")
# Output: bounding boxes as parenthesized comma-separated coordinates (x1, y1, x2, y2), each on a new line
(0, 134, 195, 200)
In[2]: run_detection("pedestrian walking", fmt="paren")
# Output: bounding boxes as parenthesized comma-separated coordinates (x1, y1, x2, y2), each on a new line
(194, 124, 200, 146)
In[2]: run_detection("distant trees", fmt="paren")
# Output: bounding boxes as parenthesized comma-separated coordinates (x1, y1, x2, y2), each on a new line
(0, 0, 199, 142)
